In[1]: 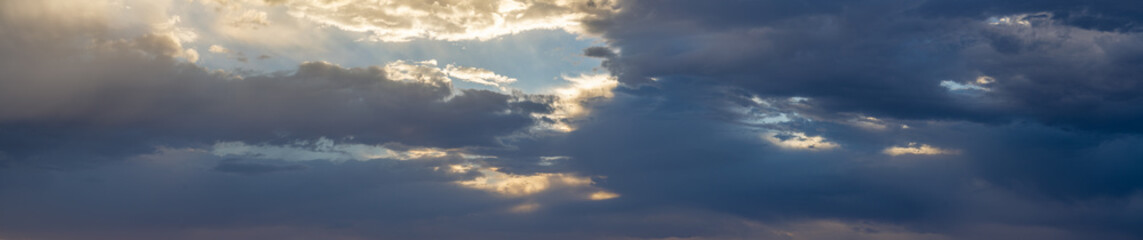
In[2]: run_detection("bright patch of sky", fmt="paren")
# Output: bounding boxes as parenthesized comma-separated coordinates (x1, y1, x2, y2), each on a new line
(147, 0, 606, 94)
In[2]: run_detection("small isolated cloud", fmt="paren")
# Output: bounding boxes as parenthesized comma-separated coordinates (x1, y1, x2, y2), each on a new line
(940, 80, 991, 92)
(380, 59, 532, 90)
(583, 46, 617, 58)
(848, 116, 889, 130)
(538, 156, 570, 166)
(588, 191, 620, 200)
(763, 131, 840, 151)
(208, 44, 233, 54)
(443, 64, 517, 88)
(883, 143, 960, 156)
(456, 166, 606, 199)
(987, 12, 1052, 27)
(381, 59, 453, 86)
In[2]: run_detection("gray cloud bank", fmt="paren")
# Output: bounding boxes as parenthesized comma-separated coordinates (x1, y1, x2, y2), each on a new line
(0, 18, 546, 168)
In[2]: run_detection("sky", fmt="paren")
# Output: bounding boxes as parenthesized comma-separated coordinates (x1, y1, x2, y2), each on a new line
(1, 0, 1143, 239)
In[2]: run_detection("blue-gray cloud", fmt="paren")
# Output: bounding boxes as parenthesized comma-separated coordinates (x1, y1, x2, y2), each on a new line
(587, 0, 1143, 132)
(4, 0, 1143, 239)
(0, 27, 548, 168)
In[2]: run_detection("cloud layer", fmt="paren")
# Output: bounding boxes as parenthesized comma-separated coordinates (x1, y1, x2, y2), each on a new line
(0, 3, 550, 167)
(264, 0, 618, 42)
(3, 0, 1143, 239)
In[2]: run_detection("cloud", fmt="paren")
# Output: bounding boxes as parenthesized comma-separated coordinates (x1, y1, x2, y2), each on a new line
(227, 9, 271, 29)
(268, 0, 619, 42)
(443, 64, 518, 88)
(940, 80, 991, 92)
(508, 76, 1143, 239)
(562, 6, 1143, 236)
(0, 9, 554, 167)
(0, 149, 511, 239)
(208, 44, 232, 53)
(208, 44, 251, 62)
(457, 166, 595, 197)
(211, 138, 393, 162)
(588, 191, 620, 200)
(587, 0, 1143, 133)
(883, 143, 961, 156)
(538, 73, 618, 132)
(0, 55, 545, 165)
(5, 0, 1143, 239)
(763, 131, 840, 151)
(209, 137, 500, 162)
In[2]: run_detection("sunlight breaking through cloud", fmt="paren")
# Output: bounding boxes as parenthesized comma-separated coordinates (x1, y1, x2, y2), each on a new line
(533, 73, 618, 132)
(763, 131, 840, 151)
(275, 0, 619, 42)
(883, 143, 961, 156)
(458, 167, 593, 197)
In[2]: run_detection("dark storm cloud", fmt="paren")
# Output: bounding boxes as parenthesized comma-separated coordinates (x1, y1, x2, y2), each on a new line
(493, 79, 1143, 239)
(5, 0, 1143, 239)
(506, 0, 1143, 238)
(549, 82, 970, 221)
(587, 0, 1143, 132)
